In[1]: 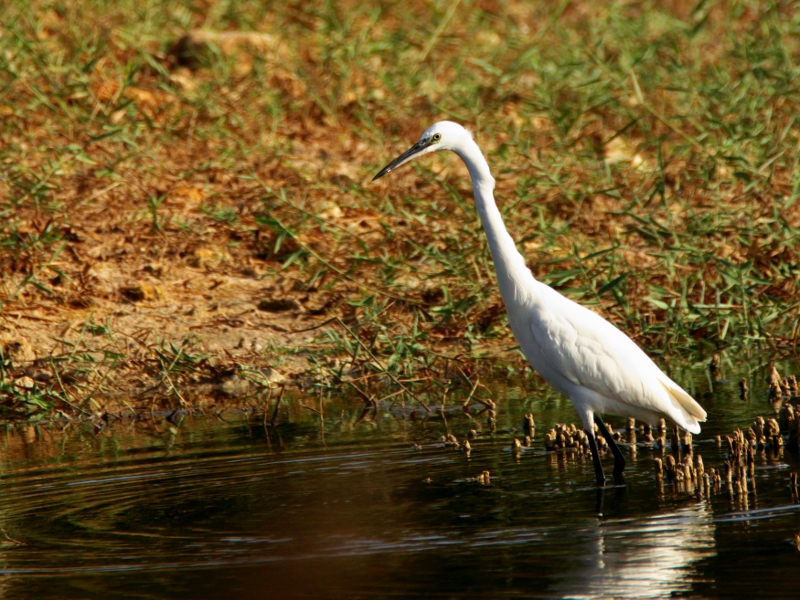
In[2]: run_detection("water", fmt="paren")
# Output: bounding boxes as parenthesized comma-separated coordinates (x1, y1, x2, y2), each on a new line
(0, 358, 798, 598)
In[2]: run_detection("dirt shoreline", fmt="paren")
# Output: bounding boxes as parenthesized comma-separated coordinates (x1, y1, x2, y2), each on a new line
(0, 233, 518, 418)
(0, 244, 334, 416)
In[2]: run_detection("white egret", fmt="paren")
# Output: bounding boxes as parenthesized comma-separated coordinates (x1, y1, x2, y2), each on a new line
(373, 121, 707, 485)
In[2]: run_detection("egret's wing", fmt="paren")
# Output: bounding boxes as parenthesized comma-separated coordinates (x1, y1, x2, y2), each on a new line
(528, 286, 706, 430)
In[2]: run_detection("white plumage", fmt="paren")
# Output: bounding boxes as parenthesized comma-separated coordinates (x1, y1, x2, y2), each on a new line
(374, 121, 707, 484)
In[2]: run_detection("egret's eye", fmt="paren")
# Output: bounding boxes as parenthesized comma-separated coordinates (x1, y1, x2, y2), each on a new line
(432, 133, 441, 142)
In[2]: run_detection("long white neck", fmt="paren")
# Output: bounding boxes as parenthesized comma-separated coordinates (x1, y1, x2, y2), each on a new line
(453, 139, 537, 303)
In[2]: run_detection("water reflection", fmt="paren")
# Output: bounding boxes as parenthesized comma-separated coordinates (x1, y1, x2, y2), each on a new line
(554, 503, 715, 599)
(0, 358, 796, 598)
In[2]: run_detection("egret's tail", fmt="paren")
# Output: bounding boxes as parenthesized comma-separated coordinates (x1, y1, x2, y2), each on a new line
(659, 376, 707, 434)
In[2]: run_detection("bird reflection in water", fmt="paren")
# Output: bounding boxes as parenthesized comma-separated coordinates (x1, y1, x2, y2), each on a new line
(553, 500, 714, 599)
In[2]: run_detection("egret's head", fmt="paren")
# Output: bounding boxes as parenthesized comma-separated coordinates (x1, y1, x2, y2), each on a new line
(372, 121, 472, 181)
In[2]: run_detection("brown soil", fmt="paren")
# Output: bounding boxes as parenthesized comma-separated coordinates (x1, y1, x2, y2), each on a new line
(0, 211, 338, 414)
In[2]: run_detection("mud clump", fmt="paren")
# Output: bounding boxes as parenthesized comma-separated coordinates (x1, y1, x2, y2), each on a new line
(257, 299, 299, 312)
(120, 284, 163, 303)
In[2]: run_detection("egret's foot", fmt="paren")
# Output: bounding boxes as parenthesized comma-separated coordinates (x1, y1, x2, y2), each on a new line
(612, 454, 626, 478)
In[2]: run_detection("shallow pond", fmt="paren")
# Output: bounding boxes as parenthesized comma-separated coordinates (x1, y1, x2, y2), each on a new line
(0, 356, 799, 598)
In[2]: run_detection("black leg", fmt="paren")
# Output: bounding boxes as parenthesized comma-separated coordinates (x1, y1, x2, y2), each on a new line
(594, 415, 626, 483)
(586, 428, 606, 486)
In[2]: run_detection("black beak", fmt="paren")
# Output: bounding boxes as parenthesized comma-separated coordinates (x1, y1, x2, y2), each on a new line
(372, 138, 435, 181)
